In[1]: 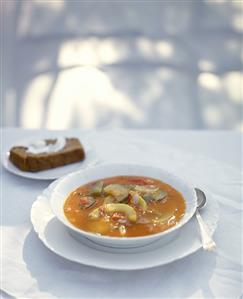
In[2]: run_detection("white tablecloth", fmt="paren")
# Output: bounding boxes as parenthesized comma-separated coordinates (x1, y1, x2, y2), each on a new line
(1, 129, 242, 299)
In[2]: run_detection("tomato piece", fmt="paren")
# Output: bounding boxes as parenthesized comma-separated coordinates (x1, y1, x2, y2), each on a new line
(129, 178, 148, 185)
(80, 197, 88, 205)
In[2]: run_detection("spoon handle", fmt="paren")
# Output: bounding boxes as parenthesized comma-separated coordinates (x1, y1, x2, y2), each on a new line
(196, 211, 216, 251)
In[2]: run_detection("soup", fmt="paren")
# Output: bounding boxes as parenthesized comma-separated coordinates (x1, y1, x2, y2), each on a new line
(64, 176, 186, 237)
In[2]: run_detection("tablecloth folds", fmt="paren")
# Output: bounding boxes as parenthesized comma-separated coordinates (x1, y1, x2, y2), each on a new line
(2, 131, 242, 298)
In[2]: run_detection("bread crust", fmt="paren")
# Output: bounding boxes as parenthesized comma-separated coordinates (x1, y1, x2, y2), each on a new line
(9, 138, 85, 172)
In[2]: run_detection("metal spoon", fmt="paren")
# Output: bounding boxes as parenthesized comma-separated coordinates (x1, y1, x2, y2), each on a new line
(195, 188, 216, 251)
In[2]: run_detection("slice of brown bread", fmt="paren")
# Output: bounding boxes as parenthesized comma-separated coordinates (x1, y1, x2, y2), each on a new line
(9, 138, 85, 172)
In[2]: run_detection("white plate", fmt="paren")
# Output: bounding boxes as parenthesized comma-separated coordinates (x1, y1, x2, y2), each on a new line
(31, 179, 219, 270)
(2, 141, 99, 180)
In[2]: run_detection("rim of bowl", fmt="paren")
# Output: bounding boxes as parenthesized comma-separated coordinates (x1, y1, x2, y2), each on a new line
(50, 163, 197, 241)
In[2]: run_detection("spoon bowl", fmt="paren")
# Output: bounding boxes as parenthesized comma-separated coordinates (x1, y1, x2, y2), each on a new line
(195, 188, 207, 209)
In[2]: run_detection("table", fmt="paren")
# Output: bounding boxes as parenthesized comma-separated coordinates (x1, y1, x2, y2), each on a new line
(1, 129, 242, 299)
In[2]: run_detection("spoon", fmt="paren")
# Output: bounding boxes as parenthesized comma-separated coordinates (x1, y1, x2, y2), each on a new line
(195, 188, 216, 251)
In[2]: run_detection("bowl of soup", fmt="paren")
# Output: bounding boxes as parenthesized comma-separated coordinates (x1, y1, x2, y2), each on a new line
(50, 164, 197, 248)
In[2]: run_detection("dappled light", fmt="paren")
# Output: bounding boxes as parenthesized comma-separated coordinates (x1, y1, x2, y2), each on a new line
(223, 72, 243, 104)
(232, 14, 243, 32)
(198, 73, 221, 91)
(20, 74, 54, 128)
(45, 67, 144, 129)
(230, 0, 243, 32)
(33, 0, 64, 10)
(198, 71, 243, 105)
(2, 0, 242, 130)
(198, 60, 216, 72)
(203, 106, 223, 127)
(155, 41, 174, 58)
(58, 39, 100, 67)
(58, 36, 177, 68)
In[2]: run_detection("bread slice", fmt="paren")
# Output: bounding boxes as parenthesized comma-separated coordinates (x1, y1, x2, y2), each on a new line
(9, 138, 85, 172)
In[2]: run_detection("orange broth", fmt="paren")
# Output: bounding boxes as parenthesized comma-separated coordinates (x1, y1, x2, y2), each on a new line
(64, 176, 186, 237)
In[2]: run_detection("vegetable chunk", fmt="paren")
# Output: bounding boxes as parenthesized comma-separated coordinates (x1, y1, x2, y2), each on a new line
(104, 184, 129, 202)
(129, 191, 147, 211)
(89, 181, 104, 195)
(88, 207, 101, 219)
(105, 203, 137, 222)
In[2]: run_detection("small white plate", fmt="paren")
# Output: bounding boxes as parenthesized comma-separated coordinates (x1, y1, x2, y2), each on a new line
(2, 142, 99, 180)
(31, 180, 219, 270)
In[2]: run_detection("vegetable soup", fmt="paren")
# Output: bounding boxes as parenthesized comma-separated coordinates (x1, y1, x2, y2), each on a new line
(64, 176, 186, 237)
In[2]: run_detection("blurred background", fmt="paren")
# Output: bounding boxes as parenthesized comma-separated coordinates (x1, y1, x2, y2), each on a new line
(1, 0, 242, 130)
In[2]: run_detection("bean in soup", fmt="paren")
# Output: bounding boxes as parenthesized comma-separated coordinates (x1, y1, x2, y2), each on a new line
(64, 176, 186, 237)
